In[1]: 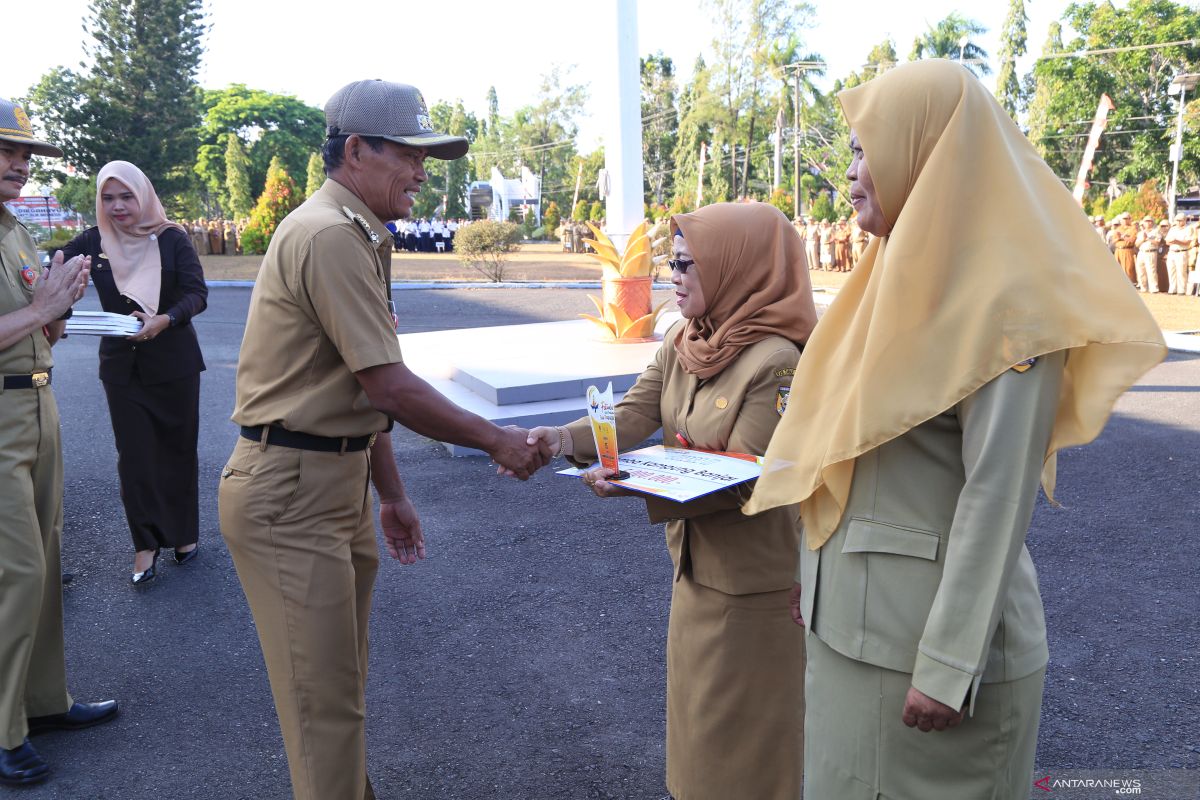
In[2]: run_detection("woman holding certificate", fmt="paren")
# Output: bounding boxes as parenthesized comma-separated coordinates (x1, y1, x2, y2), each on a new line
(528, 202, 816, 800)
(61, 161, 207, 585)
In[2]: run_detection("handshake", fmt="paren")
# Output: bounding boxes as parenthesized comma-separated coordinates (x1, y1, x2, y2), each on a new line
(490, 425, 563, 480)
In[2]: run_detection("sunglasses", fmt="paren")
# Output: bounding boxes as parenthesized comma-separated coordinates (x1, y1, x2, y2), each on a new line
(668, 258, 695, 273)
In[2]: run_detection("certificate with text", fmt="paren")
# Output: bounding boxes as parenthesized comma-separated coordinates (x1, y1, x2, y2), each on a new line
(559, 445, 763, 503)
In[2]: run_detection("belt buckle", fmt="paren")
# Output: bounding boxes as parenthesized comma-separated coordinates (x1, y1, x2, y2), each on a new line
(32, 371, 49, 388)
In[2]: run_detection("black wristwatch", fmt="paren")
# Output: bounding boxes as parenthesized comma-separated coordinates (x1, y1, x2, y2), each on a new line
(166, 311, 178, 327)
(57, 308, 73, 320)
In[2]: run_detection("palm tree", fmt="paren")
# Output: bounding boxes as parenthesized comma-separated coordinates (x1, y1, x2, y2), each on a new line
(909, 13, 991, 76)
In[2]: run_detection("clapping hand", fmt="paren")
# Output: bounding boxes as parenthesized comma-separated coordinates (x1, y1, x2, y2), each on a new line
(33, 251, 90, 320)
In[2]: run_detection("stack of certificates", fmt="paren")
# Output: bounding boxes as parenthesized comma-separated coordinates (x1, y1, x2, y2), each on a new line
(65, 311, 143, 337)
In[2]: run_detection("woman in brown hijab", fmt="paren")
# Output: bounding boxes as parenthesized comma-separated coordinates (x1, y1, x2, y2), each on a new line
(747, 60, 1165, 800)
(528, 202, 817, 800)
(62, 161, 207, 585)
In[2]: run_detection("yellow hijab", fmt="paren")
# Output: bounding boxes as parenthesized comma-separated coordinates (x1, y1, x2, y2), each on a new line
(744, 60, 1167, 549)
(96, 161, 185, 316)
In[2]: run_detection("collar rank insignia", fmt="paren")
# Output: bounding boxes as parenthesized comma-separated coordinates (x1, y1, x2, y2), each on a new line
(1010, 357, 1037, 373)
(342, 206, 380, 245)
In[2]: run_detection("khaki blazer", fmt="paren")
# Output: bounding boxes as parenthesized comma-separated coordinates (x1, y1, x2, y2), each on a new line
(567, 321, 802, 595)
(799, 350, 1065, 712)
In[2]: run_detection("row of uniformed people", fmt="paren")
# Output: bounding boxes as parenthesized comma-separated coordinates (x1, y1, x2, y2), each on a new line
(1096, 212, 1199, 295)
(389, 216, 462, 252)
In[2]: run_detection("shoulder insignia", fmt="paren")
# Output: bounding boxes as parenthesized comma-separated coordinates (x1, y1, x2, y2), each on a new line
(776, 386, 791, 416)
(1010, 357, 1037, 374)
(774, 367, 796, 378)
(341, 205, 381, 245)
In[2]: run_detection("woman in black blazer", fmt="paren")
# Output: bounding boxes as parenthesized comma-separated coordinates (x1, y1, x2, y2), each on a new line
(62, 161, 207, 585)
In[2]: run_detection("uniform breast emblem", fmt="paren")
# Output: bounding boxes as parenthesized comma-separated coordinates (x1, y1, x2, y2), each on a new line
(1010, 357, 1037, 373)
(714, 396, 729, 410)
(776, 386, 791, 416)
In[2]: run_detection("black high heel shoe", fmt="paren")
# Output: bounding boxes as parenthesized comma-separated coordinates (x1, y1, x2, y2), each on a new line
(131, 550, 159, 586)
(173, 545, 198, 565)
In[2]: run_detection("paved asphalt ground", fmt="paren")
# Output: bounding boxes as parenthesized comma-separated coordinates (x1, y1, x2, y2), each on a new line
(13, 286, 1198, 799)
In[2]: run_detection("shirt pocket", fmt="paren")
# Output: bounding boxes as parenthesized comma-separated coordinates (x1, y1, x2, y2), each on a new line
(843, 518, 943, 648)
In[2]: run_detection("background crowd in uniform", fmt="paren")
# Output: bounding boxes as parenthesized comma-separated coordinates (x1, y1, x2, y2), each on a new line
(1095, 211, 1200, 296)
(389, 217, 464, 253)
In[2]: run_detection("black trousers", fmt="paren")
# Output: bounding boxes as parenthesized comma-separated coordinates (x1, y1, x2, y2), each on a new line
(103, 372, 201, 552)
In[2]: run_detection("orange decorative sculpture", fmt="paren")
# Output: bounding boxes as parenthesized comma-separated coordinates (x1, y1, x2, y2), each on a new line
(579, 220, 668, 342)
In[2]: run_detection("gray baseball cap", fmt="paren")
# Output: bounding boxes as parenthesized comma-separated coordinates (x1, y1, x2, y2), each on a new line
(324, 80, 468, 160)
(0, 97, 63, 158)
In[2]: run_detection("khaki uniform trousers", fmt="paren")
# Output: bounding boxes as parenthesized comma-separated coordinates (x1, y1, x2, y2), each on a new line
(1136, 250, 1159, 292)
(804, 635, 1043, 800)
(1167, 251, 1190, 294)
(219, 436, 379, 800)
(0, 385, 72, 749)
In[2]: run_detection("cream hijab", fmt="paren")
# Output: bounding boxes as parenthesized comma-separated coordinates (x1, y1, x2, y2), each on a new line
(744, 60, 1167, 549)
(671, 203, 817, 378)
(96, 161, 185, 315)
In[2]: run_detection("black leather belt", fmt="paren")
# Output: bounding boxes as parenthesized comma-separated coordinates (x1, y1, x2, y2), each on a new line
(3, 370, 51, 389)
(240, 425, 374, 453)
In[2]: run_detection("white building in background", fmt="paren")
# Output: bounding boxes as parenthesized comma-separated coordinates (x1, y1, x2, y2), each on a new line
(467, 166, 541, 224)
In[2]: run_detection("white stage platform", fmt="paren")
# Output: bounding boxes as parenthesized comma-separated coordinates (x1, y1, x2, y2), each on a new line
(401, 291, 835, 456)
(400, 313, 682, 455)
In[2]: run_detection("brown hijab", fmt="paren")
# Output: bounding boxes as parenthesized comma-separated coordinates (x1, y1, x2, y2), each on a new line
(671, 202, 816, 378)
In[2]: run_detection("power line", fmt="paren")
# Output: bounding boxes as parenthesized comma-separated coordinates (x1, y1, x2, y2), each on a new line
(1038, 39, 1200, 60)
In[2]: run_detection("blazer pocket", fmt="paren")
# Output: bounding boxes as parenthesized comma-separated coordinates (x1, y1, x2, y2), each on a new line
(842, 518, 940, 561)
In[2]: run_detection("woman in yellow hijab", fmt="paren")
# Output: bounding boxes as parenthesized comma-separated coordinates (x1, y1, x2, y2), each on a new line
(745, 60, 1166, 800)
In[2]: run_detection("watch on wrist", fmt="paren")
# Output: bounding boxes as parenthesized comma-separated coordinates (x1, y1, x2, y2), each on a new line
(57, 308, 73, 320)
(166, 312, 178, 327)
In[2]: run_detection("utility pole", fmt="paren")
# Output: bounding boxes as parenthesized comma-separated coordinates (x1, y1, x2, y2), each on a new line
(1168, 74, 1200, 219)
(696, 142, 707, 209)
(773, 108, 784, 194)
(793, 68, 801, 218)
(571, 161, 583, 217)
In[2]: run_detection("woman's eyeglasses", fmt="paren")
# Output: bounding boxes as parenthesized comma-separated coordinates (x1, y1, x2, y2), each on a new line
(668, 259, 695, 273)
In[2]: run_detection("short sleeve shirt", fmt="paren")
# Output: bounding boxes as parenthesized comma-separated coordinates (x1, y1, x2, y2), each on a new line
(0, 206, 53, 374)
(231, 179, 403, 437)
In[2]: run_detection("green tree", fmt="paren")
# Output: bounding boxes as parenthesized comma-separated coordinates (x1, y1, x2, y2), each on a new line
(194, 85, 325, 215)
(588, 200, 605, 223)
(471, 69, 586, 214)
(572, 199, 590, 221)
(455, 220, 522, 282)
(225, 135, 254, 218)
(642, 53, 679, 206)
(706, 0, 814, 199)
(412, 100, 478, 219)
(305, 152, 324, 198)
(23, 0, 205, 207)
(240, 157, 301, 254)
(1027, 1, 1200, 191)
(543, 200, 561, 234)
(995, 0, 1029, 117)
(909, 13, 991, 76)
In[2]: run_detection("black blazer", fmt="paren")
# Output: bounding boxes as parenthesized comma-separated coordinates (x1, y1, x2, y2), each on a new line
(62, 226, 207, 386)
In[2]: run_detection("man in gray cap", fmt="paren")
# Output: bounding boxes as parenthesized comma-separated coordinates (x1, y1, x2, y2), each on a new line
(219, 79, 550, 800)
(0, 97, 115, 787)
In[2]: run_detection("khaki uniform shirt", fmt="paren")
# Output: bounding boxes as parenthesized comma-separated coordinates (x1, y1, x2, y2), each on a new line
(231, 179, 403, 438)
(0, 208, 53, 374)
(799, 350, 1065, 712)
(567, 322, 802, 595)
